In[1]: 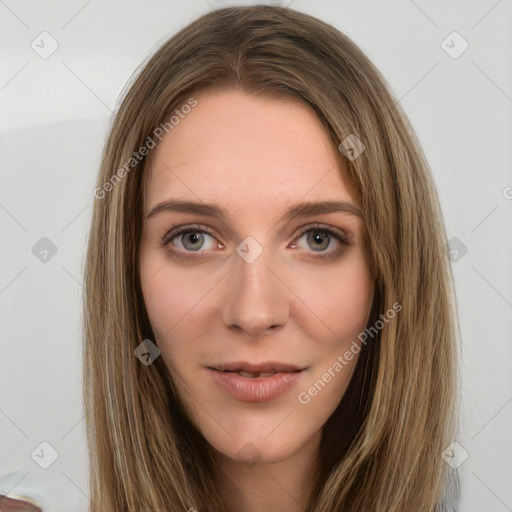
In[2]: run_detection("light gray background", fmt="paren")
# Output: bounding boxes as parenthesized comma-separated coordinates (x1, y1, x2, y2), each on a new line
(1, 1, 511, 511)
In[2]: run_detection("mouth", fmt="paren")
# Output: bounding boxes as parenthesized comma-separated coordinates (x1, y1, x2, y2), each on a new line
(210, 369, 302, 379)
(206, 362, 307, 402)
(207, 361, 306, 377)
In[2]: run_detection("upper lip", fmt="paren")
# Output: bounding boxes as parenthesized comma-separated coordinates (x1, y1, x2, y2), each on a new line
(208, 361, 305, 373)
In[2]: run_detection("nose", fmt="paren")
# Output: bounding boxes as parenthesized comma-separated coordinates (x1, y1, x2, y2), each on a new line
(222, 247, 290, 339)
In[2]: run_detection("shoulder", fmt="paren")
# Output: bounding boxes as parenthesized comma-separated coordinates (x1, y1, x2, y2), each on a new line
(434, 468, 461, 512)
(0, 495, 43, 511)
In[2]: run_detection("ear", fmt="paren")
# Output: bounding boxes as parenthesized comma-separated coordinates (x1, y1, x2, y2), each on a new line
(0, 495, 43, 511)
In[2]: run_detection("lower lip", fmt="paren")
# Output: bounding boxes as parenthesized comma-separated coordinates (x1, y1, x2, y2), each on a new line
(207, 368, 305, 402)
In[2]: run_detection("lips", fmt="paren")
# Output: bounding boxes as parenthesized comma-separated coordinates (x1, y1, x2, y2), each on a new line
(208, 361, 305, 374)
(207, 364, 306, 402)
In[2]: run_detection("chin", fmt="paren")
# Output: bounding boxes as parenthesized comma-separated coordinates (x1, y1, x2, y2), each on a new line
(200, 418, 318, 467)
(212, 438, 298, 466)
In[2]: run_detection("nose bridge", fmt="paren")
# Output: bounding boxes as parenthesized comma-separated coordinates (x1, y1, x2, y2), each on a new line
(222, 237, 289, 338)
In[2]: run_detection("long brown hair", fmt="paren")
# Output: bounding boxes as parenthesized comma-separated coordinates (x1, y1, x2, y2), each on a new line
(83, 5, 461, 511)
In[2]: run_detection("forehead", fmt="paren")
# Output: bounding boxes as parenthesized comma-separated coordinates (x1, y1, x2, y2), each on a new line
(144, 89, 356, 212)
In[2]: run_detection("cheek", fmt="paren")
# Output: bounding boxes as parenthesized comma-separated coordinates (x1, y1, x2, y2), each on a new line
(139, 252, 193, 349)
(332, 265, 372, 336)
(140, 251, 207, 329)
(139, 251, 220, 373)
(292, 252, 373, 344)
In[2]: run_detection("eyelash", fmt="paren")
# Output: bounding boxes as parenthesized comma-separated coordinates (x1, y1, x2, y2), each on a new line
(161, 222, 349, 261)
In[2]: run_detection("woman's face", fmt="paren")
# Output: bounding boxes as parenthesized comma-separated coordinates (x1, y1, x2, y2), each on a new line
(139, 89, 373, 466)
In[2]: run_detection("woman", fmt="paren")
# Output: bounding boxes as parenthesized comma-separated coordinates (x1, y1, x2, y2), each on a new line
(83, 5, 461, 511)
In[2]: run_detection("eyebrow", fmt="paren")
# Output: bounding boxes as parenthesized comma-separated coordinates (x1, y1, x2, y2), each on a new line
(146, 199, 363, 222)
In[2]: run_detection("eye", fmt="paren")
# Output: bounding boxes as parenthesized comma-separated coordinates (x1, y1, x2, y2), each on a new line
(162, 224, 221, 253)
(291, 223, 349, 259)
(161, 222, 350, 260)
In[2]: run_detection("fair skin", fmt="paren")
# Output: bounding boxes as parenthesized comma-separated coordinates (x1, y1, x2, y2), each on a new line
(139, 89, 374, 512)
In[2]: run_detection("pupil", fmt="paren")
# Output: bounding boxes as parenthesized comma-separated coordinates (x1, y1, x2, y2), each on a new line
(308, 231, 328, 251)
(185, 232, 203, 250)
